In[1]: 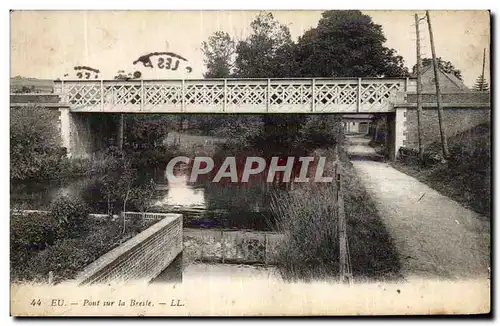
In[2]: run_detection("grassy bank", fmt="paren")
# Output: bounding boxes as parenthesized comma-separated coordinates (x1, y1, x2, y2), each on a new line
(342, 159, 401, 281)
(11, 211, 155, 284)
(270, 146, 401, 282)
(393, 123, 491, 219)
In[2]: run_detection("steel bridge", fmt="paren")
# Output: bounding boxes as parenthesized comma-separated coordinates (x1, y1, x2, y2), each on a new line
(54, 78, 415, 113)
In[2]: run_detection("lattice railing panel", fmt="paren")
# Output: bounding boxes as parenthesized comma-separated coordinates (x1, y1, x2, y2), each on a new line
(67, 82, 101, 106)
(226, 84, 267, 105)
(269, 84, 311, 105)
(315, 83, 358, 105)
(104, 84, 142, 105)
(185, 84, 224, 105)
(360, 81, 405, 106)
(145, 84, 182, 105)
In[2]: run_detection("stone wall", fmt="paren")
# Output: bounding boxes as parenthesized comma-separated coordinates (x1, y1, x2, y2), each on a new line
(74, 213, 183, 285)
(404, 107, 491, 149)
(183, 228, 283, 265)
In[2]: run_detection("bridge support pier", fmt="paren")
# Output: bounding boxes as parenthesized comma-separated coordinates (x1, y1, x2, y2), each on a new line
(58, 109, 93, 159)
(59, 107, 71, 155)
(394, 108, 407, 160)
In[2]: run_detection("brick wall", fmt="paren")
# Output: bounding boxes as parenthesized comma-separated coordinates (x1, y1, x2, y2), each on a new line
(406, 92, 490, 105)
(404, 107, 491, 149)
(75, 213, 183, 285)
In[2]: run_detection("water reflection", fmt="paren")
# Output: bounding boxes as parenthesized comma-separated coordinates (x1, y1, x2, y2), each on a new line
(153, 173, 206, 208)
(11, 161, 280, 231)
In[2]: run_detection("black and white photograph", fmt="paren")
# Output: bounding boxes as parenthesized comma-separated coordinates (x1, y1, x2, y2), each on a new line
(8, 9, 491, 316)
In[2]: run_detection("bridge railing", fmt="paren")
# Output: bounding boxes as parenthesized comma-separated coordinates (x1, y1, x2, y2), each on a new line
(54, 78, 413, 113)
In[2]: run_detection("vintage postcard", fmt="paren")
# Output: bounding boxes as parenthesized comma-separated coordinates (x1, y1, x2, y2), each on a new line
(9, 9, 491, 316)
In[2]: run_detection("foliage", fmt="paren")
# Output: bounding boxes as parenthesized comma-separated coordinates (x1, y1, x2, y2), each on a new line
(394, 123, 491, 218)
(49, 194, 90, 238)
(129, 178, 157, 214)
(10, 213, 60, 265)
(201, 31, 236, 78)
(10, 106, 65, 181)
(12, 220, 125, 283)
(93, 147, 134, 216)
(473, 75, 489, 92)
(13, 85, 39, 94)
(233, 12, 296, 78)
(294, 10, 408, 77)
(124, 115, 177, 150)
(270, 183, 340, 281)
(199, 11, 408, 159)
(412, 57, 463, 81)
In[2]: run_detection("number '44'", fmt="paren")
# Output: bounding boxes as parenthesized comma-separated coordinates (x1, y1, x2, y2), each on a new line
(31, 299, 41, 306)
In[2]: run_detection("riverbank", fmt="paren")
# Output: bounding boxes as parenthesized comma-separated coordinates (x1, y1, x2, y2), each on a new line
(270, 144, 402, 282)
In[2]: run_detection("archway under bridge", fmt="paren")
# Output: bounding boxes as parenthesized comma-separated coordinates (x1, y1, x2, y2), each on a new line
(53, 111, 398, 162)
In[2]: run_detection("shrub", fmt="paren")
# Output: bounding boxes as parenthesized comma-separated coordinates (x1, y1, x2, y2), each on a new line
(14, 220, 125, 283)
(398, 147, 442, 166)
(49, 195, 90, 238)
(10, 213, 60, 259)
(10, 106, 64, 181)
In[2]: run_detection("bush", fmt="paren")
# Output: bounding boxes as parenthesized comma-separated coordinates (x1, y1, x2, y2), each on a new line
(49, 195, 90, 238)
(10, 106, 64, 181)
(13, 220, 124, 283)
(398, 147, 442, 166)
(10, 213, 60, 258)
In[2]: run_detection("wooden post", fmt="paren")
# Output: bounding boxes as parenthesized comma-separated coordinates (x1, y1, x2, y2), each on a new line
(426, 10, 449, 159)
(223, 79, 227, 112)
(357, 78, 362, 112)
(48, 271, 54, 285)
(140, 79, 144, 111)
(100, 80, 104, 111)
(415, 14, 425, 163)
(264, 233, 268, 266)
(181, 80, 185, 112)
(221, 229, 225, 264)
(266, 79, 271, 112)
(311, 78, 316, 112)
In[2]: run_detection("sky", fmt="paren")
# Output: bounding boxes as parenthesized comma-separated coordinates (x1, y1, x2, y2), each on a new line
(10, 10, 490, 87)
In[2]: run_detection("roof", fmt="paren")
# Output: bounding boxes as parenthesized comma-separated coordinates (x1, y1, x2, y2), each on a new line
(411, 63, 469, 91)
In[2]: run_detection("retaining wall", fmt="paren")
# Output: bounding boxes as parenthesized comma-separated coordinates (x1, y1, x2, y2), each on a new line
(74, 213, 182, 285)
(183, 228, 283, 265)
(404, 107, 491, 149)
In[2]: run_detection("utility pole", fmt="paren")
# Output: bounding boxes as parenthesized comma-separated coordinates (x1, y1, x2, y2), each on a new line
(480, 48, 486, 91)
(426, 10, 449, 159)
(414, 14, 425, 163)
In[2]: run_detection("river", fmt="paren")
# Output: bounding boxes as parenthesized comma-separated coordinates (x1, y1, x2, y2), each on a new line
(10, 161, 282, 231)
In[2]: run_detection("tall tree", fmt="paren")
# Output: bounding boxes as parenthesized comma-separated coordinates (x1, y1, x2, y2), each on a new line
(473, 75, 489, 92)
(201, 31, 236, 78)
(412, 57, 463, 81)
(233, 12, 296, 78)
(474, 48, 489, 91)
(294, 10, 409, 77)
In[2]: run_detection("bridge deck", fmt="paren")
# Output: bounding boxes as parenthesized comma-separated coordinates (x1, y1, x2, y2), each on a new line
(54, 78, 415, 114)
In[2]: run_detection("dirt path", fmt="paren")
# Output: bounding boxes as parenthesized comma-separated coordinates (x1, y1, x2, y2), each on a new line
(348, 136, 490, 280)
